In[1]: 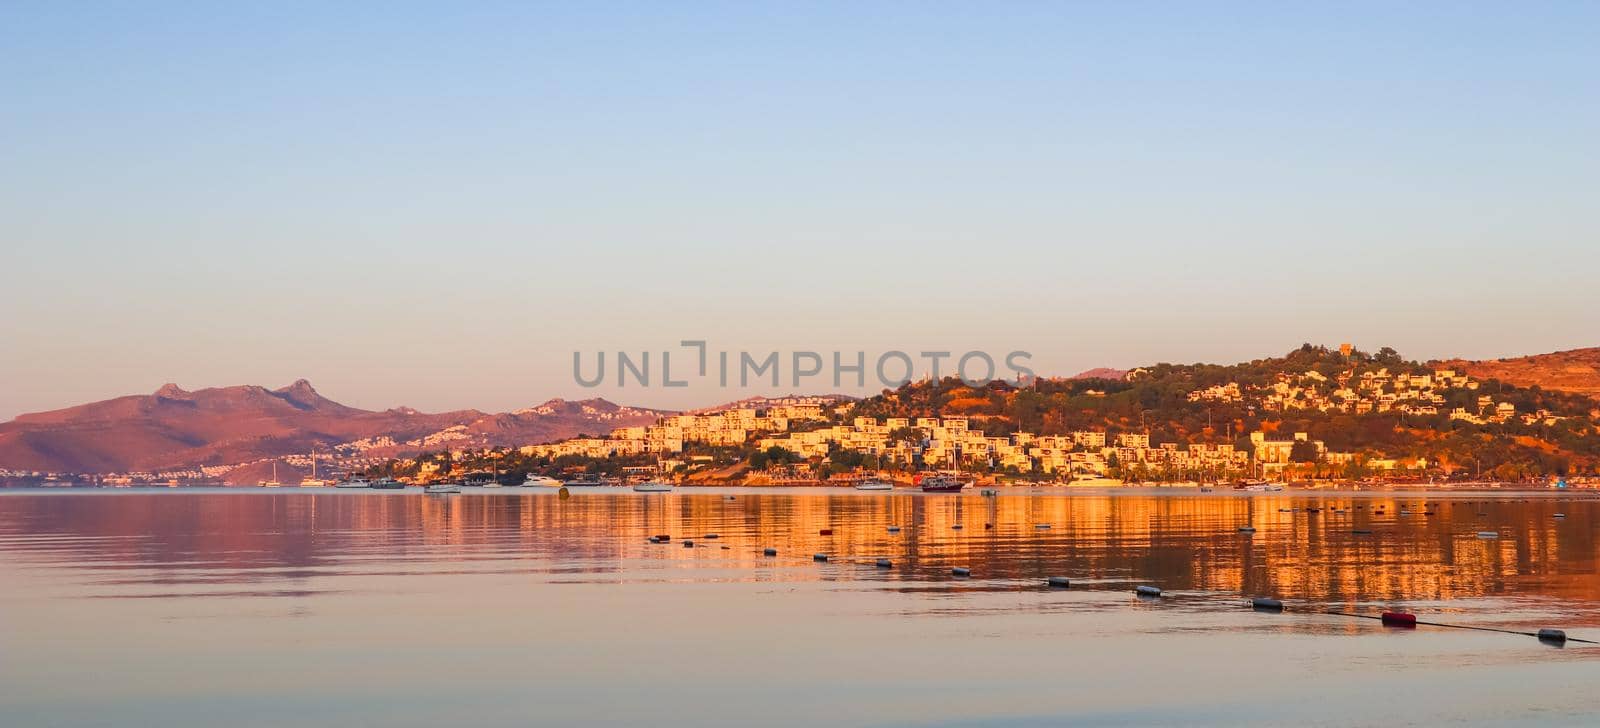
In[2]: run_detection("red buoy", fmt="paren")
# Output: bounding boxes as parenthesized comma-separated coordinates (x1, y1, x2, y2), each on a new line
(819, 529, 833, 536)
(1381, 611, 1417, 627)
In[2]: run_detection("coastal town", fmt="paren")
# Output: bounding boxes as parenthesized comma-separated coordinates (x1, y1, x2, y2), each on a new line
(5, 346, 1599, 489)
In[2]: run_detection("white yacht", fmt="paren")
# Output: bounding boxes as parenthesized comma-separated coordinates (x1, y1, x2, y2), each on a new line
(522, 475, 563, 487)
(854, 478, 894, 491)
(425, 482, 460, 494)
(300, 447, 329, 486)
(335, 478, 373, 489)
(632, 481, 674, 493)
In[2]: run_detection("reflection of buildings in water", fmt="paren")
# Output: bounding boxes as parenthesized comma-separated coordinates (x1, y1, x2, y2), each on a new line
(0, 493, 1594, 604)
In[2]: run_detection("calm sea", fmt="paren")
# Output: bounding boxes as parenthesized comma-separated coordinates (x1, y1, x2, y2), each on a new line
(1, 488, 1597, 726)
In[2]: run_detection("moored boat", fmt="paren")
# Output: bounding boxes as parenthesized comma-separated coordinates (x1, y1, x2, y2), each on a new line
(335, 478, 373, 489)
(632, 481, 674, 493)
(522, 475, 562, 487)
(425, 482, 460, 494)
(854, 478, 893, 491)
(370, 478, 406, 490)
(919, 475, 968, 493)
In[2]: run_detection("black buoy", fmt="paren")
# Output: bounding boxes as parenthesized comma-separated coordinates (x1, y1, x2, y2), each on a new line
(1251, 597, 1284, 612)
(813, 553, 829, 562)
(1047, 576, 1071, 588)
(876, 558, 893, 569)
(1539, 628, 1568, 645)
(1136, 585, 1161, 597)
(952, 567, 971, 577)
(683, 540, 694, 548)
(703, 533, 719, 539)
(763, 548, 778, 556)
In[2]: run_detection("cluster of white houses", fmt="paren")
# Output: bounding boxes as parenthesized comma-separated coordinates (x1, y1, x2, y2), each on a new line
(1189, 364, 1579, 429)
(518, 403, 1388, 477)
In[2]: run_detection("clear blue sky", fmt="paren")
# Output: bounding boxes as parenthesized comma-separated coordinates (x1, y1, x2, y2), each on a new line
(3, 1, 1597, 418)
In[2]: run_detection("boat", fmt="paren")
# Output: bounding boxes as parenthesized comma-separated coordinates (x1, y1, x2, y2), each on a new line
(300, 447, 329, 486)
(632, 481, 674, 493)
(260, 461, 284, 488)
(566, 474, 611, 487)
(370, 478, 406, 490)
(335, 478, 373, 489)
(854, 478, 893, 491)
(919, 475, 969, 493)
(522, 475, 563, 487)
(425, 482, 460, 494)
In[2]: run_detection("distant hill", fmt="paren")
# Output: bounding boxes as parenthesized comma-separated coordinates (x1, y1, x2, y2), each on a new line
(1442, 348, 1600, 401)
(688, 394, 856, 415)
(1071, 367, 1129, 381)
(0, 381, 670, 475)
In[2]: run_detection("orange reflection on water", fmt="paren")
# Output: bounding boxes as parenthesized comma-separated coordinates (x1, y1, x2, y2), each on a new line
(0, 490, 1595, 609)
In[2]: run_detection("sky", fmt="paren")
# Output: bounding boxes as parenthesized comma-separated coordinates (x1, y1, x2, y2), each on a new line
(2, 1, 1597, 419)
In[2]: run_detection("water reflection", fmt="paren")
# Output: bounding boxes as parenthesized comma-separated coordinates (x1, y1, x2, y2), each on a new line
(1, 490, 1595, 609)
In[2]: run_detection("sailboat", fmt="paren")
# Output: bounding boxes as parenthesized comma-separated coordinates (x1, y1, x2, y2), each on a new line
(301, 446, 330, 487)
(854, 478, 894, 491)
(260, 461, 284, 488)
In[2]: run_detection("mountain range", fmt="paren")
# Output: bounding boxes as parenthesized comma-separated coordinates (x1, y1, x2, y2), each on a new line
(0, 380, 667, 476)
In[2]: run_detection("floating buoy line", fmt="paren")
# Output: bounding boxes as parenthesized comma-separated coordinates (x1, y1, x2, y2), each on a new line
(646, 510, 1594, 649)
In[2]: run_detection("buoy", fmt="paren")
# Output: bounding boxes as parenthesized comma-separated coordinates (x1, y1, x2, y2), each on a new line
(1477, 531, 1499, 538)
(876, 558, 893, 568)
(1136, 585, 1162, 597)
(985, 523, 994, 529)
(1047, 576, 1071, 588)
(1424, 511, 1435, 516)
(654, 534, 671, 541)
(819, 529, 833, 536)
(887, 526, 901, 533)
(1278, 508, 1294, 513)
(1352, 529, 1373, 535)
(763, 548, 778, 556)
(1251, 597, 1284, 612)
(951, 567, 971, 577)
(703, 533, 719, 539)
(1538, 628, 1567, 644)
(683, 540, 694, 548)
(1381, 611, 1417, 627)
(813, 553, 829, 562)
(1237, 526, 1256, 533)
(723, 495, 736, 501)
(952, 524, 963, 530)
(1035, 523, 1052, 529)
(980, 489, 998, 496)
(1554, 513, 1566, 518)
